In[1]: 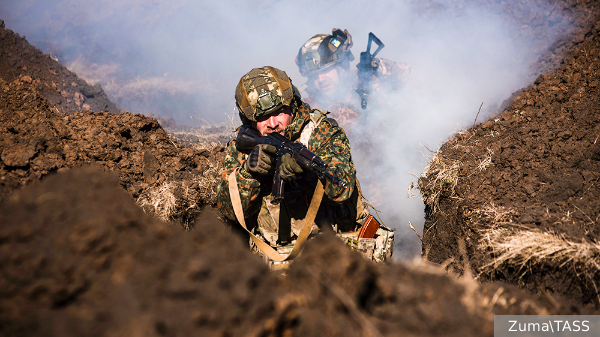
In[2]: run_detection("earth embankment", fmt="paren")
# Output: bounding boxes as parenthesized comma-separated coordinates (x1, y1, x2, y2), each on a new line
(419, 0, 600, 308)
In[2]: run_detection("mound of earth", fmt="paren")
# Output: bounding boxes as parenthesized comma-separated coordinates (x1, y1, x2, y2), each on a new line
(0, 167, 592, 337)
(0, 21, 119, 114)
(418, 0, 600, 307)
(0, 75, 225, 226)
(1, 20, 233, 143)
(0, 18, 227, 227)
(0, 167, 277, 336)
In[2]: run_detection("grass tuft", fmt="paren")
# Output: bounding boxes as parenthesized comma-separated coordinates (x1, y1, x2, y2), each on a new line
(480, 227, 600, 275)
(137, 182, 178, 223)
(417, 147, 461, 212)
(473, 203, 600, 303)
(136, 141, 225, 229)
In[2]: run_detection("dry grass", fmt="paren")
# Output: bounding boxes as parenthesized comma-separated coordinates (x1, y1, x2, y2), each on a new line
(136, 182, 179, 223)
(137, 179, 204, 230)
(136, 142, 224, 229)
(168, 125, 234, 146)
(166, 110, 238, 146)
(409, 261, 563, 325)
(417, 125, 497, 212)
(480, 226, 600, 275)
(195, 160, 223, 205)
(471, 203, 600, 303)
(192, 141, 223, 152)
(476, 147, 494, 171)
(409, 254, 557, 322)
(472, 203, 515, 224)
(417, 148, 461, 212)
(192, 141, 225, 205)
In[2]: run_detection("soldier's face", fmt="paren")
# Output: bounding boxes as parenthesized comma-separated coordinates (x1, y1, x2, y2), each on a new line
(310, 66, 342, 95)
(254, 106, 293, 136)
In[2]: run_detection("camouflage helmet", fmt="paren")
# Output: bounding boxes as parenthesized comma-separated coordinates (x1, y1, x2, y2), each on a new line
(295, 28, 354, 77)
(235, 66, 301, 123)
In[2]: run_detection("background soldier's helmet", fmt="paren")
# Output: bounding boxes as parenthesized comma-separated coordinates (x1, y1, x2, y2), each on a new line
(295, 28, 354, 77)
(235, 66, 302, 124)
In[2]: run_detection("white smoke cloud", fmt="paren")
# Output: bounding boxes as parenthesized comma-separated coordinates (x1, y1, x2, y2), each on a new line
(0, 0, 571, 260)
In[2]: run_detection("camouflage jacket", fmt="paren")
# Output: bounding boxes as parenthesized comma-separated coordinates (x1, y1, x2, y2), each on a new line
(216, 101, 357, 227)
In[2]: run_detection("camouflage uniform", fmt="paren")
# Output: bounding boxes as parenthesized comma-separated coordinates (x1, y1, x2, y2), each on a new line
(216, 66, 394, 268)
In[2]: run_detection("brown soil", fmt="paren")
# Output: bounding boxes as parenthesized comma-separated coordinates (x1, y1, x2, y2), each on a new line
(0, 167, 278, 337)
(0, 19, 230, 225)
(0, 73, 225, 226)
(418, 0, 600, 308)
(0, 23, 120, 114)
(1, 167, 592, 337)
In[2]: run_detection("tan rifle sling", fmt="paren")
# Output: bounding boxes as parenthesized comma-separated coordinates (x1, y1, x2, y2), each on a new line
(228, 168, 324, 262)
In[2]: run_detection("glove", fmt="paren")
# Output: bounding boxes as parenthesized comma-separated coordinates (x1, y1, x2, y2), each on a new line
(371, 58, 381, 70)
(243, 144, 276, 176)
(279, 153, 303, 180)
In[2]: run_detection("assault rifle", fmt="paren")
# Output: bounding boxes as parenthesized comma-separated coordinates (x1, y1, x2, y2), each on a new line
(236, 125, 348, 204)
(356, 32, 385, 110)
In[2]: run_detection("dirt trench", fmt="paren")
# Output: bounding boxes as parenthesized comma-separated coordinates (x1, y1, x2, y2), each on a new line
(418, 0, 600, 308)
(1, 1, 600, 335)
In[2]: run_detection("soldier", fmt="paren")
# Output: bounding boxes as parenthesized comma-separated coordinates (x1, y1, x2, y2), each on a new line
(295, 28, 410, 128)
(216, 66, 394, 269)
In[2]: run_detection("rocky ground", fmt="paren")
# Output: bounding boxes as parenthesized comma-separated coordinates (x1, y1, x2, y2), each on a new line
(418, 0, 600, 308)
(1, 0, 600, 335)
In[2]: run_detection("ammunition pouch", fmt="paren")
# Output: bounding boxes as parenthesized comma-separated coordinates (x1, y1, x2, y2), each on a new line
(337, 215, 395, 262)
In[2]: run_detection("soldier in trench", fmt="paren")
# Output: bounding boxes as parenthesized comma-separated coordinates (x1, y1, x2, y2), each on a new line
(295, 28, 410, 129)
(216, 66, 394, 269)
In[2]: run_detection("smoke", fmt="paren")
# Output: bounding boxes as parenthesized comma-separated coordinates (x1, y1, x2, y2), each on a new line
(1, 0, 572, 260)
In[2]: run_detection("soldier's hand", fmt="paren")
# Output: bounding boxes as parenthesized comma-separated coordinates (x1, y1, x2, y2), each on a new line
(243, 144, 276, 176)
(280, 153, 303, 180)
(371, 58, 381, 71)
